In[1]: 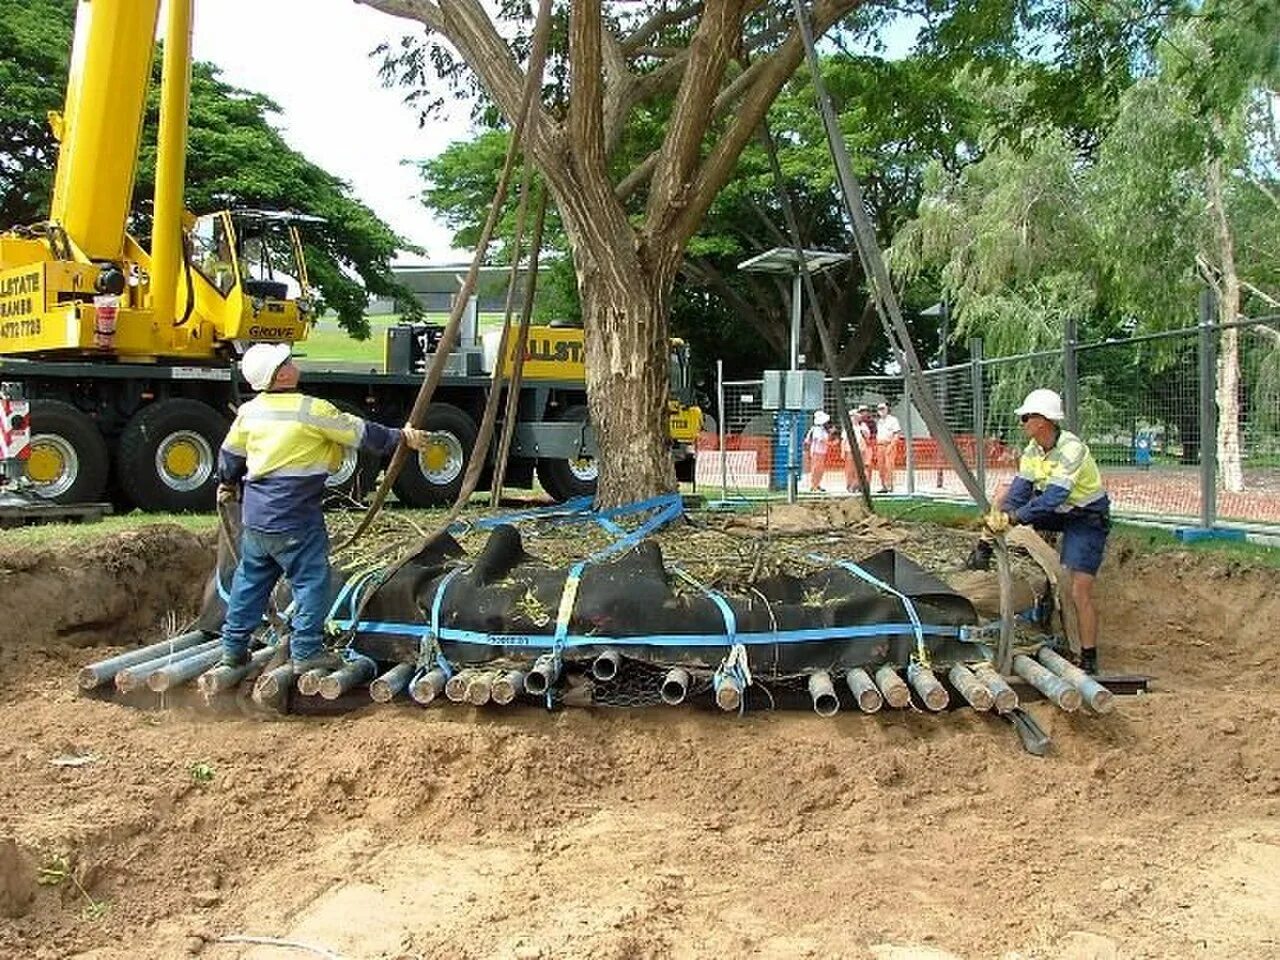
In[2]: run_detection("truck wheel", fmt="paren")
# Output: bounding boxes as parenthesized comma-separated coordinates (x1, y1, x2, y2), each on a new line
(324, 401, 380, 504)
(392, 403, 478, 507)
(536, 405, 598, 503)
(117, 399, 228, 512)
(24, 400, 110, 504)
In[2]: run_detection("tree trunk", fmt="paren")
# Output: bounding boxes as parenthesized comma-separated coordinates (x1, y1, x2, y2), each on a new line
(578, 255, 679, 508)
(1206, 141, 1244, 493)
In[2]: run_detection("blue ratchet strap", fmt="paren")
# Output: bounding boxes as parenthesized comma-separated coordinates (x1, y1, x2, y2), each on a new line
(674, 567, 748, 715)
(823, 555, 928, 664)
(588, 494, 684, 562)
(463, 496, 595, 530)
(424, 566, 467, 680)
(547, 560, 587, 707)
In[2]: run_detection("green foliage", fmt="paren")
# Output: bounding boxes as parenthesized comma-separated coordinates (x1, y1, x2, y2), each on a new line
(0, 0, 411, 337)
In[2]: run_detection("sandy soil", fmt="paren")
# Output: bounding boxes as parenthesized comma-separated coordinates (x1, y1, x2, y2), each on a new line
(0, 523, 1277, 960)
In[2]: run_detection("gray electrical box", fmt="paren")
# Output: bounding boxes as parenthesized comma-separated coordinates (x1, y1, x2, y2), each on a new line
(762, 369, 824, 411)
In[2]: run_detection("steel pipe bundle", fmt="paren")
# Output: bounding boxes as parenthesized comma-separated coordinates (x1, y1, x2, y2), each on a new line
(713, 669, 742, 712)
(146, 645, 224, 693)
(319, 659, 378, 700)
(948, 664, 994, 712)
(198, 646, 276, 697)
(369, 663, 415, 703)
(875, 665, 911, 709)
(907, 663, 949, 712)
(464, 672, 493, 706)
(971, 662, 1019, 713)
(253, 662, 295, 708)
(524, 655, 560, 696)
(113, 637, 221, 693)
(79, 631, 208, 690)
(807, 671, 840, 717)
(295, 668, 327, 697)
(844, 668, 883, 713)
(409, 667, 447, 705)
(1012, 654, 1081, 712)
(660, 667, 691, 705)
(491, 670, 525, 705)
(591, 650, 621, 681)
(1036, 647, 1114, 714)
(445, 669, 474, 702)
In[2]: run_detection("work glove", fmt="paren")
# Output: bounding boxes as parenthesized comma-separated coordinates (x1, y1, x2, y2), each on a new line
(216, 483, 240, 505)
(983, 509, 1013, 534)
(402, 424, 431, 452)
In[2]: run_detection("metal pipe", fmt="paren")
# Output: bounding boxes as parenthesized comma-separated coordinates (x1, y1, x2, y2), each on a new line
(146, 645, 223, 693)
(1012, 654, 1081, 712)
(80, 630, 208, 689)
(295, 668, 327, 697)
(660, 667, 691, 705)
(370, 663, 415, 704)
(445, 669, 474, 702)
(253, 662, 295, 709)
(947, 663, 994, 712)
(410, 667, 447, 705)
(319, 659, 378, 700)
(713, 669, 742, 712)
(807, 671, 840, 717)
(524, 655, 560, 696)
(114, 638, 220, 693)
(1036, 647, 1114, 714)
(907, 663, 949, 712)
(591, 650, 621, 681)
(465, 672, 493, 706)
(844, 667, 883, 713)
(491, 670, 526, 705)
(198, 645, 276, 697)
(971, 662, 1019, 714)
(874, 665, 911, 709)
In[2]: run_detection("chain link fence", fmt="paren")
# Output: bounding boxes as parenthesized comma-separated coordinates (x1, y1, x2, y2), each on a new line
(697, 317, 1280, 533)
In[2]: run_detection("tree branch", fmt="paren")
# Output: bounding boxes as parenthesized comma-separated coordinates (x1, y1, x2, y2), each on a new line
(621, 2, 705, 54)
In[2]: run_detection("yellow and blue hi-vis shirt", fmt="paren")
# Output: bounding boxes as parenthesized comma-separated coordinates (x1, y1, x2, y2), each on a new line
(1004, 428, 1110, 526)
(218, 392, 401, 532)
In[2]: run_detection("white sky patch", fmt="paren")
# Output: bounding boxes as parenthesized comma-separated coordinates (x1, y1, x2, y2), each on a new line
(178, 0, 471, 263)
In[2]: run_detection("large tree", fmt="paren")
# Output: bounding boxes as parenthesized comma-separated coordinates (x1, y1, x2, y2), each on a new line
(360, 0, 865, 506)
(0, 0, 412, 335)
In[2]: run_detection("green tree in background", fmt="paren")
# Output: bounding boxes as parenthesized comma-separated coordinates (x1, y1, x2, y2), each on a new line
(0, 0, 412, 336)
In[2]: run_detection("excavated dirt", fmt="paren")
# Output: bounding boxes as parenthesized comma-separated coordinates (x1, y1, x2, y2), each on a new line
(0, 518, 1277, 960)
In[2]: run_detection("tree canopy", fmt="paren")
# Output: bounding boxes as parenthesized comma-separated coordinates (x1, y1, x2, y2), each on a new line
(0, 0, 412, 335)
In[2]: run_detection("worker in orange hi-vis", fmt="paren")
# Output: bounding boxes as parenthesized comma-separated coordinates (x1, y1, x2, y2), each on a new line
(841, 404, 872, 493)
(874, 402, 902, 493)
(803, 411, 832, 493)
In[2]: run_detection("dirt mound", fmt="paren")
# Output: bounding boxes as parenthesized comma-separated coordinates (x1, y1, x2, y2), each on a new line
(0, 525, 213, 692)
(0, 525, 1277, 959)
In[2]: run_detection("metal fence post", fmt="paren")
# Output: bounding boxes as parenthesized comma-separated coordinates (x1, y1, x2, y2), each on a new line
(969, 338, 986, 502)
(716, 358, 727, 503)
(1063, 314, 1080, 433)
(1199, 289, 1217, 529)
(903, 378, 915, 495)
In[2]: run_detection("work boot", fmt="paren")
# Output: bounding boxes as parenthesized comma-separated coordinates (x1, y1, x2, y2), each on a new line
(1080, 647, 1098, 675)
(219, 649, 251, 669)
(963, 539, 994, 571)
(292, 650, 344, 674)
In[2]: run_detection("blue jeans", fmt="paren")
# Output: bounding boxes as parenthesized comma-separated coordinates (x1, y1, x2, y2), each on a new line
(221, 523, 332, 661)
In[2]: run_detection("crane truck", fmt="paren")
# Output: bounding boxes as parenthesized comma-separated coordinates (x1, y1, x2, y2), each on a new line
(0, 0, 701, 514)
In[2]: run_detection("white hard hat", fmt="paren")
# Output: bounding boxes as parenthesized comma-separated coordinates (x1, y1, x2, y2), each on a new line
(813, 411, 830, 425)
(1016, 388, 1065, 422)
(242, 342, 292, 391)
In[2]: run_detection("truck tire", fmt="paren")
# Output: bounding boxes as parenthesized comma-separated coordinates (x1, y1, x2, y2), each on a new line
(536, 405, 598, 503)
(24, 400, 110, 504)
(392, 403, 478, 507)
(324, 401, 380, 504)
(117, 399, 228, 512)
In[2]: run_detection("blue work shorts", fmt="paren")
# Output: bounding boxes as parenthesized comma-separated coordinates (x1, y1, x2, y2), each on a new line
(1033, 510, 1110, 576)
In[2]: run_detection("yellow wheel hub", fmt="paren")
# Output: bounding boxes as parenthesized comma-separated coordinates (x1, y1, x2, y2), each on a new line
(423, 442, 449, 473)
(163, 439, 200, 479)
(25, 443, 65, 484)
